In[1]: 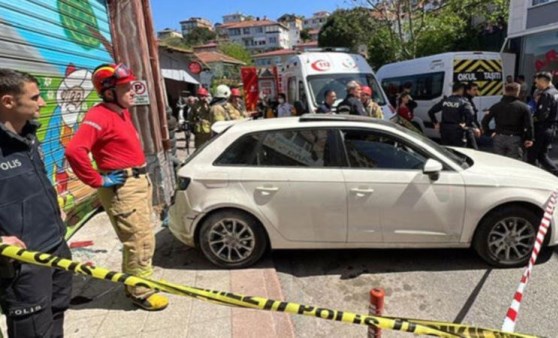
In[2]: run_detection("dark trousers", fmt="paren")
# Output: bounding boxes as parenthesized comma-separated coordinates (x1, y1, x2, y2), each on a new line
(527, 128, 558, 175)
(493, 134, 523, 159)
(440, 124, 466, 147)
(465, 129, 478, 150)
(0, 241, 72, 338)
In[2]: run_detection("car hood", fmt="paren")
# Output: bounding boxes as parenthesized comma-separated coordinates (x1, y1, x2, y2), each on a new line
(454, 148, 558, 190)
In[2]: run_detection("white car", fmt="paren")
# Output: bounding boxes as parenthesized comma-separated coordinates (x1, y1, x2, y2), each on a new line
(169, 115, 558, 268)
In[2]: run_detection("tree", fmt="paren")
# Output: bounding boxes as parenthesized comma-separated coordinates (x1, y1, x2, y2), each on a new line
(318, 8, 378, 52)
(300, 28, 312, 42)
(218, 42, 253, 65)
(160, 36, 190, 50)
(183, 27, 216, 47)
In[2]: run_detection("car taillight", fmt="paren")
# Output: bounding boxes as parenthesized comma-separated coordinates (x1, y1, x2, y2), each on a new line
(177, 177, 191, 191)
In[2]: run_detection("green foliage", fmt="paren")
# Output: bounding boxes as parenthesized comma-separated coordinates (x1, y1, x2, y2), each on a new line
(343, 0, 509, 67)
(219, 42, 253, 65)
(161, 36, 190, 49)
(318, 8, 378, 52)
(300, 28, 312, 42)
(184, 27, 217, 46)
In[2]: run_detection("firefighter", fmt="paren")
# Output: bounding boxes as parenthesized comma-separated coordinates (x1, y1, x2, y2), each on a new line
(361, 86, 383, 119)
(209, 84, 232, 124)
(189, 87, 212, 149)
(227, 88, 246, 120)
(65, 63, 169, 311)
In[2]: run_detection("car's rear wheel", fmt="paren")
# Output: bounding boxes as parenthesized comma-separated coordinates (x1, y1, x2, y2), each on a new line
(198, 210, 267, 268)
(473, 206, 540, 267)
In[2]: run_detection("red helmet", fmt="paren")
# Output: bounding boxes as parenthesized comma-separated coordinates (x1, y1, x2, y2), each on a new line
(92, 63, 136, 95)
(361, 86, 372, 96)
(197, 87, 209, 97)
(230, 88, 241, 97)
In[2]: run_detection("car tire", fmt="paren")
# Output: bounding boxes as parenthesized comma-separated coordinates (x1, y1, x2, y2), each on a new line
(198, 210, 268, 268)
(473, 206, 541, 268)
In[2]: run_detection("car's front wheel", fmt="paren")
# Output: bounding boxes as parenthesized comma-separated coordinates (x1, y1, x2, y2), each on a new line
(473, 206, 540, 267)
(198, 210, 267, 268)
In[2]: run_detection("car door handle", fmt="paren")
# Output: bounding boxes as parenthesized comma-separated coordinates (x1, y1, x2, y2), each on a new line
(350, 188, 374, 195)
(256, 186, 279, 195)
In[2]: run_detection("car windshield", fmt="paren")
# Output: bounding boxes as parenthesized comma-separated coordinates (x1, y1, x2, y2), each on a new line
(307, 73, 386, 109)
(393, 123, 471, 169)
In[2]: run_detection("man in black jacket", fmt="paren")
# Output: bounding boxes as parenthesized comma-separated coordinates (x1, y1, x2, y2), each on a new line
(428, 82, 477, 147)
(481, 82, 533, 159)
(337, 81, 366, 115)
(464, 82, 481, 149)
(527, 72, 558, 175)
(0, 69, 72, 337)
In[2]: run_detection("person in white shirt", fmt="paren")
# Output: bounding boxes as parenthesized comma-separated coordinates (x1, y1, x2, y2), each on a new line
(276, 93, 293, 117)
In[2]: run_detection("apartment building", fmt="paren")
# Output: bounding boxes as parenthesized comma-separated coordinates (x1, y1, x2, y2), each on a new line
(157, 28, 182, 39)
(278, 14, 303, 48)
(302, 11, 330, 31)
(223, 12, 247, 24)
(180, 17, 213, 36)
(505, 0, 558, 84)
(220, 19, 290, 52)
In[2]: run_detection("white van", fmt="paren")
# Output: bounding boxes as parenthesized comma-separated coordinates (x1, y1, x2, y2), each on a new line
(279, 51, 395, 119)
(376, 51, 503, 138)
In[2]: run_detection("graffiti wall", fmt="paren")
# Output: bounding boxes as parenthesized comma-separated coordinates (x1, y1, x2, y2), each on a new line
(0, 0, 114, 231)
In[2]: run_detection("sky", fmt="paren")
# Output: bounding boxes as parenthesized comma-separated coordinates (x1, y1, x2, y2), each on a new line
(150, 0, 352, 31)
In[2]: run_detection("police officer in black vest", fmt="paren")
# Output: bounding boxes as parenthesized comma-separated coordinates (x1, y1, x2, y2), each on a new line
(0, 69, 72, 337)
(527, 71, 558, 175)
(428, 82, 477, 147)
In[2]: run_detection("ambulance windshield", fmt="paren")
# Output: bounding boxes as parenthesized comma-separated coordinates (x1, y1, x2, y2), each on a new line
(307, 73, 386, 107)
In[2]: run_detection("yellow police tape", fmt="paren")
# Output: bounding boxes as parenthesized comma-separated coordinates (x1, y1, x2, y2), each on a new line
(0, 244, 540, 338)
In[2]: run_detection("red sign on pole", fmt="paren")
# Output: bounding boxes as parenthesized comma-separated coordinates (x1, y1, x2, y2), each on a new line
(241, 67, 259, 112)
(188, 62, 202, 74)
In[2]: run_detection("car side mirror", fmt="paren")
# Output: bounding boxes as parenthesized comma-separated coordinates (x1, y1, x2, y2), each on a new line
(423, 159, 443, 181)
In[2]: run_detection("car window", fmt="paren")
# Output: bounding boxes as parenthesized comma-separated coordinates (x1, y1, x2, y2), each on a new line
(258, 129, 339, 167)
(341, 129, 427, 170)
(215, 129, 340, 167)
(214, 133, 263, 165)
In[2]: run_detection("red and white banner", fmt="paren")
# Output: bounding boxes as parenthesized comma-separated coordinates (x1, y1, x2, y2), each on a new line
(240, 67, 259, 112)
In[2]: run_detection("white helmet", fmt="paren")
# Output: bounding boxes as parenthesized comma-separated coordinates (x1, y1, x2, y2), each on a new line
(214, 84, 231, 99)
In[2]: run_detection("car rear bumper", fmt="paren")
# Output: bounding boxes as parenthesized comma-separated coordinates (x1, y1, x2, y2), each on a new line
(168, 191, 200, 248)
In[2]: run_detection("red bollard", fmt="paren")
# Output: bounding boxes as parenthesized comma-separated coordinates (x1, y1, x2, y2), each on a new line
(368, 288, 385, 338)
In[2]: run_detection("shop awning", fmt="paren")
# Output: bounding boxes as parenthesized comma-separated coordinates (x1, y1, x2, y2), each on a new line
(161, 69, 199, 85)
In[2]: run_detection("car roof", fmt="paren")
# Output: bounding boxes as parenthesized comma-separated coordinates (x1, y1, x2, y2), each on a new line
(222, 114, 394, 134)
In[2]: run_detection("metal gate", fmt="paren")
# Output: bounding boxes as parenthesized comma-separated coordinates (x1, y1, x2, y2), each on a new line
(0, 0, 114, 234)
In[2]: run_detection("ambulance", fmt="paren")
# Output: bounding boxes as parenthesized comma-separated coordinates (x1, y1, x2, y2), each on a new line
(279, 51, 395, 119)
(376, 51, 504, 138)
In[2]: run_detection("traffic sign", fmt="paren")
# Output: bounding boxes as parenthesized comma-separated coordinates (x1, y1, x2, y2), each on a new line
(131, 80, 150, 105)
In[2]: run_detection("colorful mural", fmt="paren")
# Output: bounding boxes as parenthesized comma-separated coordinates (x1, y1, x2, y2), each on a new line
(0, 0, 114, 231)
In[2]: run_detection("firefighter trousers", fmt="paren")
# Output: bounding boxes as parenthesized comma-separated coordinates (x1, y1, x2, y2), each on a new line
(98, 173, 155, 298)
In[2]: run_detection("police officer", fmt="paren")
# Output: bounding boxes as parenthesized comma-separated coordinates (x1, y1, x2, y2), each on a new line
(189, 87, 212, 149)
(481, 82, 533, 159)
(464, 82, 481, 149)
(527, 71, 558, 175)
(0, 68, 72, 337)
(337, 81, 366, 115)
(428, 82, 477, 147)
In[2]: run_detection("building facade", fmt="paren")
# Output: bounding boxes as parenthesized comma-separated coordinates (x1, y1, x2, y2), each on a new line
(157, 28, 182, 39)
(302, 11, 330, 31)
(253, 49, 297, 68)
(223, 12, 247, 24)
(505, 0, 558, 85)
(278, 14, 303, 49)
(220, 19, 290, 52)
(180, 17, 213, 36)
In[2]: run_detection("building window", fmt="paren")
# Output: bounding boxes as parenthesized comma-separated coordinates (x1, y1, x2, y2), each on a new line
(256, 27, 263, 33)
(269, 37, 277, 44)
(243, 27, 250, 35)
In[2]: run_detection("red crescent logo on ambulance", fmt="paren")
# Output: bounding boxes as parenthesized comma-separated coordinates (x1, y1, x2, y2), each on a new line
(311, 60, 331, 71)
